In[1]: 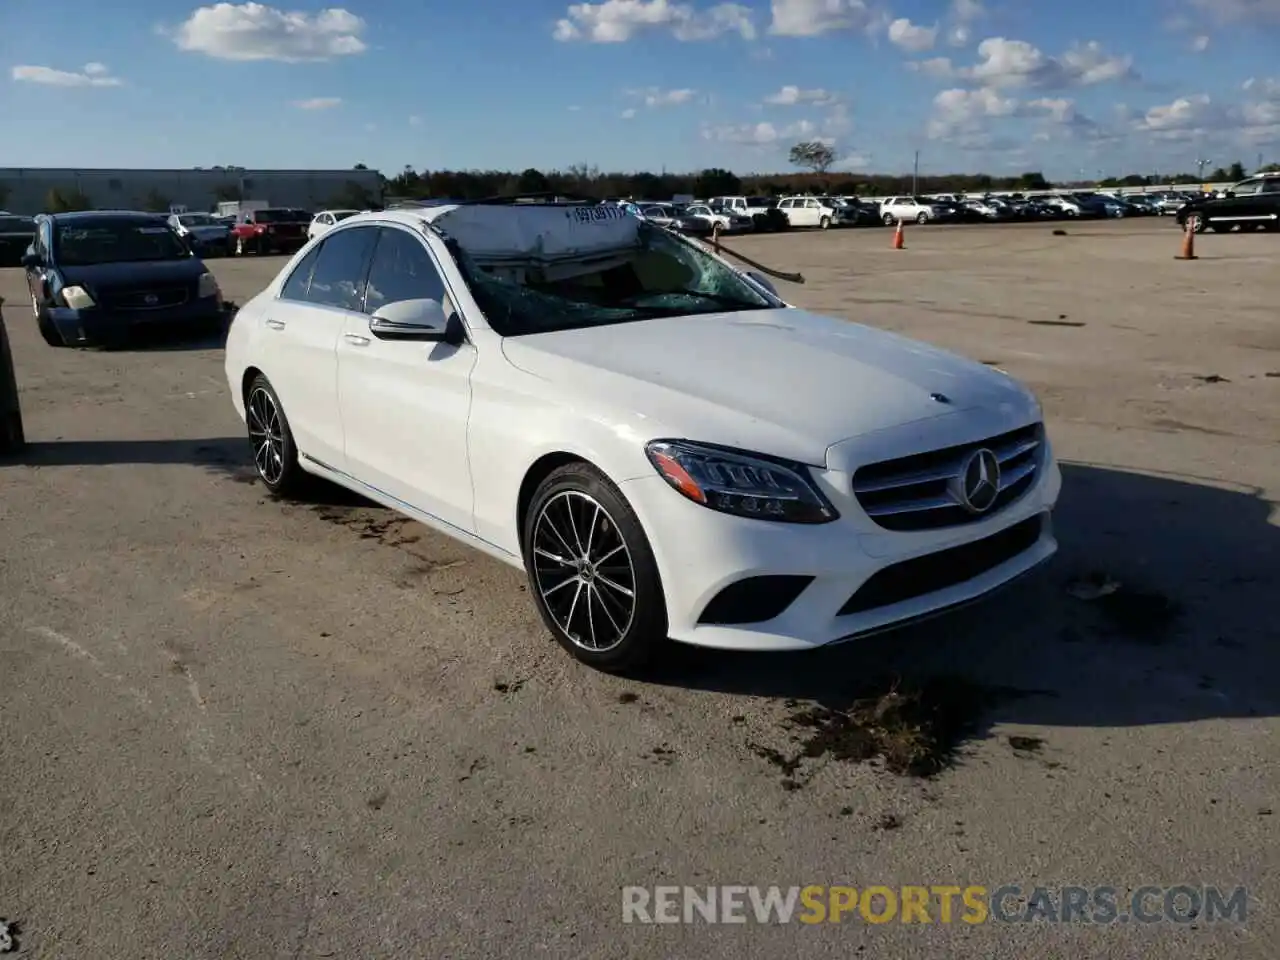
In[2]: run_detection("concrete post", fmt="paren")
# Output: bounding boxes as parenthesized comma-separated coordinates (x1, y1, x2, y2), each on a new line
(0, 296, 25, 454)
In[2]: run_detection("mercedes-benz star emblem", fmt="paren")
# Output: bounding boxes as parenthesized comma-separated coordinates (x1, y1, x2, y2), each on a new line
(954, 448, 1001, 514)
(144, 294, 158, 305)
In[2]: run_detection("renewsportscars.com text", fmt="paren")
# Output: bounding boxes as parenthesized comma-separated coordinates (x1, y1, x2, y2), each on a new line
(622, 885, 1248, 925)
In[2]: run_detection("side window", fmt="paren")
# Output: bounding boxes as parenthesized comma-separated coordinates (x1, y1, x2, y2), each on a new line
(364, 227, 447, 315)
(280, 243, 322, 301)
(1260, 179, 1280, 194)
(305, 226, 377, 310)
(1234, 180, 1262, 196)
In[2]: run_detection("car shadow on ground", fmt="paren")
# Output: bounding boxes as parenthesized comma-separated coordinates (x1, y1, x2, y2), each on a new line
(636, 461, 1278, 773)
(5, 438, 1275, 774)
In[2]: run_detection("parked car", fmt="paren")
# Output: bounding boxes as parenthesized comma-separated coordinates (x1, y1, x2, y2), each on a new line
(223, 201, 1060, 672)
(880, 196, 946, 224)
(230, 207, 311, 256)
(1176, 173, 1280, 232)
(22, 211, 224, 347)
(0, 213, 34, 267)
(308, 209, 361, 241)
(831, 199, 880, 227)
(168, 212, 231, 256)
(677, 204, 751, 234)
(776, 196, 840, 229)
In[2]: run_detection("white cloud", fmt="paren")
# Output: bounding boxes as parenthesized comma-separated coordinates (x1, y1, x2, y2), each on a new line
(831, 152, 871, 170)
(946, 0, 983, 46)
(768, 0, 874, 37)
(628, 86, 698, 106)
(171, 3, 368, 61)
(924, 37, 1138, 90)
(11, 63, 124, 87)
(553, 0, 755, 42)
(1191, 33, 1211, 50)
(702, 118, 818, 144)
(907, 56, 956, 78)
(763, 84, 839, 106)
(567, 104, 583, 111)
(1135, 93, 1220, 140)
(888, 18, 937, 52)
(621, 107, 638, 118)
(292, 96, 341, 109)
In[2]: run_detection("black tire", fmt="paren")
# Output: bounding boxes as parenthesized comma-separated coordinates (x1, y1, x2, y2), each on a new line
(33, 293, 66, 347)
(916, 212, 929, 224)
(819, 215, 831, 230)
(244, 374, 307, 497)
(882, 213, 896, 226)
(234, 235, 246, 256)
(522, 462, 667, 673)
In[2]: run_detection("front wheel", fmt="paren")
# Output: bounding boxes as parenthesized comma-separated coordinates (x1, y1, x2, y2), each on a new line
(33, 294, 65, 347)
(523, 463, 667, 673)
(819, 216, 831, 230)
(882, 213, 896, 226)
(244, 374, 307, 497)
(916, 212, 930, 224)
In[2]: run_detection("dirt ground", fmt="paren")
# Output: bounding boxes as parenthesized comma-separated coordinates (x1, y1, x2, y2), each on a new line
(1, 219, 1276, 959)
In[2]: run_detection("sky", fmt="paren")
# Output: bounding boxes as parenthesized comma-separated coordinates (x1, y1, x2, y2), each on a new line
(2, 0, 1279, 179)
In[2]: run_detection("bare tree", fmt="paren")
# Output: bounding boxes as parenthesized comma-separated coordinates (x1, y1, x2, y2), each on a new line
(788, 141, 837, 175)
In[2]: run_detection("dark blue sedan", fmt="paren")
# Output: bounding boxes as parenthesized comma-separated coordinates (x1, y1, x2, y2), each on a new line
(23, 210, 225, 347)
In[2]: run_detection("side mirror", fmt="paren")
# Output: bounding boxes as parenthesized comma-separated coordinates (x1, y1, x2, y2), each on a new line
(368, 298, 453, 342)
(744, 271, 779, 298)
(21, 247, 41, 269)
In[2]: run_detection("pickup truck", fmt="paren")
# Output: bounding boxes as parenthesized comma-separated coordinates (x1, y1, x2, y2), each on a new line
(1176, 174, 1280, 233)
(229, 207, 312, 256)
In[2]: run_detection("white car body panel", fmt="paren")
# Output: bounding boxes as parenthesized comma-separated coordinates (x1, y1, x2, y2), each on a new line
(224, 208, 1061, 652)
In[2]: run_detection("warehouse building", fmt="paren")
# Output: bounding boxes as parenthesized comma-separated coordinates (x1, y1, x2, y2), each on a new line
(0, 167, 384, 216)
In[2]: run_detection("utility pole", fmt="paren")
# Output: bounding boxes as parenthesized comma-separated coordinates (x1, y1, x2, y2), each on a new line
(912, 150, 920, 196)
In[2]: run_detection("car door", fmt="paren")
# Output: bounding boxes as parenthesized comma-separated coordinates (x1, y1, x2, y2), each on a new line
(258, 225, 378, 471)
(336, 224, 478, 533)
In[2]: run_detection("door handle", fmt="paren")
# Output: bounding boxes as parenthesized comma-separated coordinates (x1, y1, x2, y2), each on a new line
(265, 318, 286, 330)
(343, 333, 371, 346)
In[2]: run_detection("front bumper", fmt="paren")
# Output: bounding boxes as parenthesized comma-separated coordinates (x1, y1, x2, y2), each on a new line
(619, 450, 1062, 651)
(47, 296, 226, 344)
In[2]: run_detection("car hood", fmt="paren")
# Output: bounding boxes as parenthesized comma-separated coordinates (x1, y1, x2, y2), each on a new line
(500, 308, 1037, 466)
(59, 258, 206, 289)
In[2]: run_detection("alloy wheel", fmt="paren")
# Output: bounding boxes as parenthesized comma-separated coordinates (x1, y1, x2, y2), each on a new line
(531, 490, 636, 653)
(246, 386, 285, 485)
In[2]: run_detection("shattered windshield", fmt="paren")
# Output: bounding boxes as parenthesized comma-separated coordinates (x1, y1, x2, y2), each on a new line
(54, 219, 191, 266)
(451, 221, 778, 337)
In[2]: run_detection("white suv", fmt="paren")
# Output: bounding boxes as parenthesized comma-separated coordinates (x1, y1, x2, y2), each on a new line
(880, 196, 942, 225)
(777, 196, 839, 229)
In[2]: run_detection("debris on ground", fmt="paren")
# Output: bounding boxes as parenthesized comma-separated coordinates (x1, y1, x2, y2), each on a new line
(1192, 374, 1230, 383)
(1067, 573, 1183, 642)
(1008, 735, 1045, 753)
(1052, 229, 1068, 236)
(1029, 319, 1087, 327)
(751, 676, 1037, 783)
(1066, 571, 1122, 601)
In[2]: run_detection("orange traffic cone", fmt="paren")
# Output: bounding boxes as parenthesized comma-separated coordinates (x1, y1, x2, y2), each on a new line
(1175, 216, 1198, 260)
(892, 220, 905, 250)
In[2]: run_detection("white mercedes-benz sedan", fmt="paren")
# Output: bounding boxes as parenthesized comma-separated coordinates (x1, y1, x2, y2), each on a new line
(224, 201, 1061, 672)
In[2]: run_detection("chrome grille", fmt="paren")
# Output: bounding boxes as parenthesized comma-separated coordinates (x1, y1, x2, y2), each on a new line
(852, 423, 1043, 532)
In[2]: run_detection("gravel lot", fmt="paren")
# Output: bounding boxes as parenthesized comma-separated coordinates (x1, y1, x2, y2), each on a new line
(1, 219, 1276, 958)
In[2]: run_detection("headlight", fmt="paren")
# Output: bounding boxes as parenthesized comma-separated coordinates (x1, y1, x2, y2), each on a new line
(60, 285, 95, 310)
(644, 440, 837, 524)
(197, 272, 220, 299)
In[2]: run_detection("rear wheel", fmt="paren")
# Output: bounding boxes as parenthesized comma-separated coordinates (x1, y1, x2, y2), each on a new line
(244, 374, 306, 497)
(523, 463, 667, 673)
(882, 212, 896, 226)
(916, 212, 929, 224)
(819, 215, 831, 230)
